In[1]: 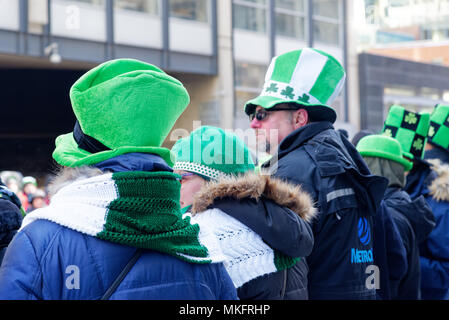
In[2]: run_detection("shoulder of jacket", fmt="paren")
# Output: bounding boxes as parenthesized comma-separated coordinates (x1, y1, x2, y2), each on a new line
(192, 172, 317, 223)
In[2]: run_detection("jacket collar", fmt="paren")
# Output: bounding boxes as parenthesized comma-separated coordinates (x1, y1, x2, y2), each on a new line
(191, 171, 317, 222)
(277, 121, 334, 160)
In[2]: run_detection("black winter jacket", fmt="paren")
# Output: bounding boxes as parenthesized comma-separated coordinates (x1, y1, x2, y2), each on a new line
(262, 122, 388, 300)
(190, 172, 316, 300)
(0, 180, 24, 264)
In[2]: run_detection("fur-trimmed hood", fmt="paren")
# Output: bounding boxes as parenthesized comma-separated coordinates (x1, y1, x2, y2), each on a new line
(427, 159, 449, 202)
(47, 166, 104, 198)
(191, 172, 317, 222)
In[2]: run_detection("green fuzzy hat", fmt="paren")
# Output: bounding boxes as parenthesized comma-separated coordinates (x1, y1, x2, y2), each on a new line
(244, 48, 346, 123)
(382, 105, 430, 161)
(172, 126, 255, 180)
(53, 58, 190, 168)
(357, 135, 413, 171)
(428, 104, 449, 150)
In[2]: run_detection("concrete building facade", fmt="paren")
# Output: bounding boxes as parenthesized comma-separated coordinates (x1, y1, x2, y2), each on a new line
(0, 0, 348, 176)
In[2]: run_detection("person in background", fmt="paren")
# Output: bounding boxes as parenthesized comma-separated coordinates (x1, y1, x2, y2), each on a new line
(357, 134, 435, 299)
(0, 178, 24, 264)
(21, 176, 38, 203)
(172, 126, 316, 299)
(382, 105, 448, 300)
(26, 189, 47, 214)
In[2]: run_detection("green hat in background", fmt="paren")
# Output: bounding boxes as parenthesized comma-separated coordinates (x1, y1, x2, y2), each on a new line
(244, 48, 346, 123)
(428, 104, 449, 151)
(172, 126, 255, 180)
(53, 58, 190, 168)
(22, 176, 37, 187)
(357, 135, 413, 171)
(382, 105, 430, 160)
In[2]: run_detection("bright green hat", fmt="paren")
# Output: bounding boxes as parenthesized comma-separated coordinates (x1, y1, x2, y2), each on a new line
(244, 48, 346, 123)
(382, 105, 430, 160)
(172, 126, 255, 180)
(428, 104, 449, 150)
(357, 135, 413, 171)
(53, 58, 190, 168)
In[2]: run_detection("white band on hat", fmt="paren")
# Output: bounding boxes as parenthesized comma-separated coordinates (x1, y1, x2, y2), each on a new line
(173, 161, 229, 180)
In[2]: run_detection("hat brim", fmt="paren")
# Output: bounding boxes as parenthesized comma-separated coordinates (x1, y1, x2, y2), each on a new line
(53, 133, 175, 168)
(359, 149, 413, 171)
(244, 95, 337, 124)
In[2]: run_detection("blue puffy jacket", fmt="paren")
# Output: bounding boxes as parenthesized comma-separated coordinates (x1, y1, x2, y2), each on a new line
(262, 122, 388, 299)
(405, 158, 449, 300)
(0, 219, 238, 300)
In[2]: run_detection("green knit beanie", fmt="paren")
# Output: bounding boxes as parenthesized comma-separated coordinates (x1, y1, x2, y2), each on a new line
(172, 126, 255, 180)
(382, 105, 430, 160)
(428, 104, 449, 150)
(357, 135, 413, 171)
(53, 58, 190, 168)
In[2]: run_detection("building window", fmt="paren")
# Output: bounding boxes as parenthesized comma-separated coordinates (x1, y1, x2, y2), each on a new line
(0, 0, 19, 30)
(275, 0, 306, 39)
(233, 0, 268, 33)
(114, 0, 159, 15)
(235, 61, 267, 89)
(51, 0, 106, 42)
(313, 0, 341, 46)
(169, 0, 209, 23)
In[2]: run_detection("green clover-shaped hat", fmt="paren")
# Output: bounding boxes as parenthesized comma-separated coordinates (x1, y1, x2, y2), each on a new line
(428, 104, 449, 151)
(53, 58, 190, 168)
(244, 48, 346, 123)
(172, 126, 255, 180)
(382, 105, 430, 160)
(357, 135, 413, 171)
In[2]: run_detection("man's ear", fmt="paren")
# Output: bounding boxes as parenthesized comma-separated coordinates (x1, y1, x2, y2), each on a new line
(292, 109, 308, 130)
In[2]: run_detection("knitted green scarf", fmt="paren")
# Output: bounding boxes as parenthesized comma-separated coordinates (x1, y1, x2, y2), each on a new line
(21, 171, 223, 264)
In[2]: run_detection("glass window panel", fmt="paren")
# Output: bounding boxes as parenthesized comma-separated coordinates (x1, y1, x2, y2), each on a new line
(114, 0, 158, 15)
(51, 0, 106, 42)
(233, 4, 267, 33)
(169, 0, 208, 23)
(276, 12, 305, 39)
(313, 20, 339, 45)
(28, 0, 48, 34)
(238, 0, 267, 4)
(71, 0, 104, 4)
(0, 0, 19, 30)
(275, 0, 304, 12)
(235, 62, 267, 88)
(313, 0, 339, 19)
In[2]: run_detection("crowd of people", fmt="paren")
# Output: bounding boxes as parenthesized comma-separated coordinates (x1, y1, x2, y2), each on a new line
(0, 48, 447, 300)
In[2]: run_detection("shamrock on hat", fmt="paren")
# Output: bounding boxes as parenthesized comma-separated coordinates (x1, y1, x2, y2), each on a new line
(172, 126, 255, 180)
(382, 105, 430, 161)
(53, 58, 190, 168)
(428, 104, 449, 151)
(244, 48, 346, 123)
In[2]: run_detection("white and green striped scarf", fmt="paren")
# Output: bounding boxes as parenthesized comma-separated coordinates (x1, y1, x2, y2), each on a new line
(21, 171, 224, 264)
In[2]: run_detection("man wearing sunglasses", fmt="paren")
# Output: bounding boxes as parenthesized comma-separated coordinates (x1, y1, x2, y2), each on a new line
(244, 48, 388, 300)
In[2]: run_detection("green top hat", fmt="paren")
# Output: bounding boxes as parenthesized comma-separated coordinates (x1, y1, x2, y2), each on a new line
(428, 104, 449, 151)
(244, 48, 346, 123)
(172, 126, 255, 180)
(382, 105, 430, 161)
(357, 135, 413, 171)
(53, 58, 190, 168)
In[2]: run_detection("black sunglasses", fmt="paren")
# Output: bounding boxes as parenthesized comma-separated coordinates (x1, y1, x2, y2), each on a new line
(249, 107, 298, 122)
